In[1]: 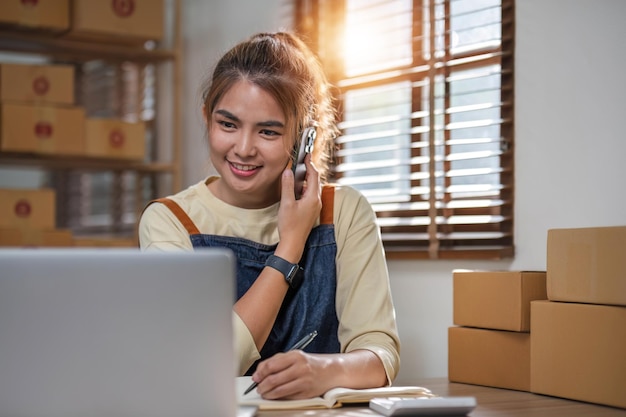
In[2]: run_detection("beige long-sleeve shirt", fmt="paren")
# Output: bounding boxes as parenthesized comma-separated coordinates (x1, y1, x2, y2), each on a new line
(139, 177, 400, 382)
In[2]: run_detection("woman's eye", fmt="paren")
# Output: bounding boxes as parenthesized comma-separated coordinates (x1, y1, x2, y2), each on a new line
(260, 129, 280, 137)
(218, 120, 236, 129)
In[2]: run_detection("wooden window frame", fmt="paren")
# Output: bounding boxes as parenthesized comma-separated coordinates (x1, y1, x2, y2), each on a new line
(295, 0, 515, 260)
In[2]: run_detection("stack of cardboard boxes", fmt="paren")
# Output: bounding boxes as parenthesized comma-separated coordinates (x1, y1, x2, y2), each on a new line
(0, 62, 85, 156)
(531, 226, 626, 409)
(0, 61, 145, 246)
(0, 0, 163, 247)
(0, 0, 163, 44)
(0, 0, 162, 161)
(449, 270, 547, 391)
(0, 57, 77, 247)
(449, 225, 626, 410)
(0, 62, 146, 160)
(0, 188, 73, 247)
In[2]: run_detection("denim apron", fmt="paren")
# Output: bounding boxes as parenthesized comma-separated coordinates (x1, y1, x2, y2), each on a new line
(153, 186, 340, 375)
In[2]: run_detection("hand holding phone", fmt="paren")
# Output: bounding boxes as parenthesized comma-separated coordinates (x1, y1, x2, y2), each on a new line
(291, 127, 316, 199)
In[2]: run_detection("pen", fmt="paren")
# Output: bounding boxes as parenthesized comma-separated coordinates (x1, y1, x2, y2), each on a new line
(243, 330, 318, 395)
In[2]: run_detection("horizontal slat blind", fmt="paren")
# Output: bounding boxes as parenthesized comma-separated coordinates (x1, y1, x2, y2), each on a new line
(296, 0, 515, 259)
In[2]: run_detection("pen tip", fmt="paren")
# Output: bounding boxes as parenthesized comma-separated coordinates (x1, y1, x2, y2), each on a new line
(243, 383, 257, 395)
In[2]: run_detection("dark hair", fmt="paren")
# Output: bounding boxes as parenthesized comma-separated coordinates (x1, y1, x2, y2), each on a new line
(201, 32, 337, 182)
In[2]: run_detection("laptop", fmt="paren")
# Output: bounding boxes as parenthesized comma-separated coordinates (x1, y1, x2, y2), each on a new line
(0, 248, 250, 417)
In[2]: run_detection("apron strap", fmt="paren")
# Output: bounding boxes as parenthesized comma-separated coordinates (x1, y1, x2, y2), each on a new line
(150, 198, 201, 235)
(320, 185, 335, 225)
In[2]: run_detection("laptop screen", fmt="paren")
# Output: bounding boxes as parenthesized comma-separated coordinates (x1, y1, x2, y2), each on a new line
(0, 248, 238, 417)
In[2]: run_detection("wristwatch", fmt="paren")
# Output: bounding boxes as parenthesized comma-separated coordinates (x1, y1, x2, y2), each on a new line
(265, 254, 304, 289)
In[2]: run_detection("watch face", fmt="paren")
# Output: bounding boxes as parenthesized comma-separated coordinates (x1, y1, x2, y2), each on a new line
(288, 266, 304, 290)
(287, 265, 298, 280)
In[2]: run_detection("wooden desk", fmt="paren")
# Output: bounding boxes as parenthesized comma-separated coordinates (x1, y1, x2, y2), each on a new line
(257, 378, 626, 416)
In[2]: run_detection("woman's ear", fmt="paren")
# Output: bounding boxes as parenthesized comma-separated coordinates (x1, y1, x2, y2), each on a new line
(202, 104, 209, 126)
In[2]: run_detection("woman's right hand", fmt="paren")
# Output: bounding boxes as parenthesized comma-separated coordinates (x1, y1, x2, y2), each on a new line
(275, 155, 322, 263)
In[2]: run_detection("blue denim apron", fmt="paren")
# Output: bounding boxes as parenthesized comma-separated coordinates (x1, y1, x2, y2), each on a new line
(153, 186, 340, 375)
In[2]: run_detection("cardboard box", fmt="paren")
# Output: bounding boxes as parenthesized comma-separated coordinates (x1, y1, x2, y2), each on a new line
(547, 226, 626, 306)
(0, 0, 69, 31)
(453, 270, 547, 331)
(67, 0, 163, 43)
(0, 227, 73, 247)
(531, 300, 626, 409)
(0, 63, 75, 105)
(73, 236, 137, 247)
(0, 188, 55, 229)
(84, 118, 145, 160)
(0, 103, 85, 156)
(448, 326, 530, 391)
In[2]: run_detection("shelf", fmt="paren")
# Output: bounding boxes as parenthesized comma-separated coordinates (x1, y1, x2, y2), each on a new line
(0, 0, 182, 243)
(0, 152, 176, 173)
(0, 29, 176, 63)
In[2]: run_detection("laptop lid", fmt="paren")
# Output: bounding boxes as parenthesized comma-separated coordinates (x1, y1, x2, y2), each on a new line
(0, 248, 237, 417)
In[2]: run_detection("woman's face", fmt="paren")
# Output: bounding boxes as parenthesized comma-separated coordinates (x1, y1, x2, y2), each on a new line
(207, 80, 291, 208)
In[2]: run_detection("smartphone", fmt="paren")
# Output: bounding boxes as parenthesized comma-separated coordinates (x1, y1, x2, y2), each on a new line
(291, 126, 317, 199)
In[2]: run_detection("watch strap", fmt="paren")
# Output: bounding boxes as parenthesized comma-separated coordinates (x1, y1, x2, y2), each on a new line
(265, 254, 303, 289)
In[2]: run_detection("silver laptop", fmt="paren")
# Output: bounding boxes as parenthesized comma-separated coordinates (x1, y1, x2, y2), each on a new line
(0, 248, 242, 417)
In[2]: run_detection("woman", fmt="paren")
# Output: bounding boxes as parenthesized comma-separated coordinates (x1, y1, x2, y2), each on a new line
(139, 32, 400, 400)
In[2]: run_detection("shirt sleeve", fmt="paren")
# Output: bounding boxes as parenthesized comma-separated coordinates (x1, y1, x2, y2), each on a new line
(233, 312, 262, 375)
(138, 202, 194, 251)
(333, 186, 401, 384)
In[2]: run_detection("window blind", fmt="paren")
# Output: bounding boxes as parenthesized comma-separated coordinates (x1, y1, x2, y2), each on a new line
(295, 0, 515, 259)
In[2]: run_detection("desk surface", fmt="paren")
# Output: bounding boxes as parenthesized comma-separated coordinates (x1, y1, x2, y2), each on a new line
(256, 378, 626, 416)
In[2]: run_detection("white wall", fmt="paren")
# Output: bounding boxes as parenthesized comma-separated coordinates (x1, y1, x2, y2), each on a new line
(181, 0, 286, 185)
(181, 0, 626, 383)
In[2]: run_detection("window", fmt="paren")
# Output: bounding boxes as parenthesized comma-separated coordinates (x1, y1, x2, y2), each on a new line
(295, 0, 515, 259)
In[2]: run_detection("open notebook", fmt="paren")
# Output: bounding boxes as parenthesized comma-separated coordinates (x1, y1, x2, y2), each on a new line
(237, 376, 435, 410)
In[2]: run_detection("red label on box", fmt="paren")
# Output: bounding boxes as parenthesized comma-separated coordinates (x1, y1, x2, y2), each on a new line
(34, 122, 53, 139)
(32, 76, 50, 96)
(14, 199, 32, 218)
(21, 0, 39, 7)
(112, 0, 135, 17)
(109, 129, 125, 148)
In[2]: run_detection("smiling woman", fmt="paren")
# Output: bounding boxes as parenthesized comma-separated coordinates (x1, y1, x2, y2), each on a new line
(138, 31, 400, 401)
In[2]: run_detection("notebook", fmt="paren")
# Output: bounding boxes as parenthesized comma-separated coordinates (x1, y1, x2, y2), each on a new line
(0, 248, 248, 417)
(237, 376, 435, 410)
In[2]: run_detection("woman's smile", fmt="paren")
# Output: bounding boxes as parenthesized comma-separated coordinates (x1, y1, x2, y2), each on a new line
(229, 161, 262, 176)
